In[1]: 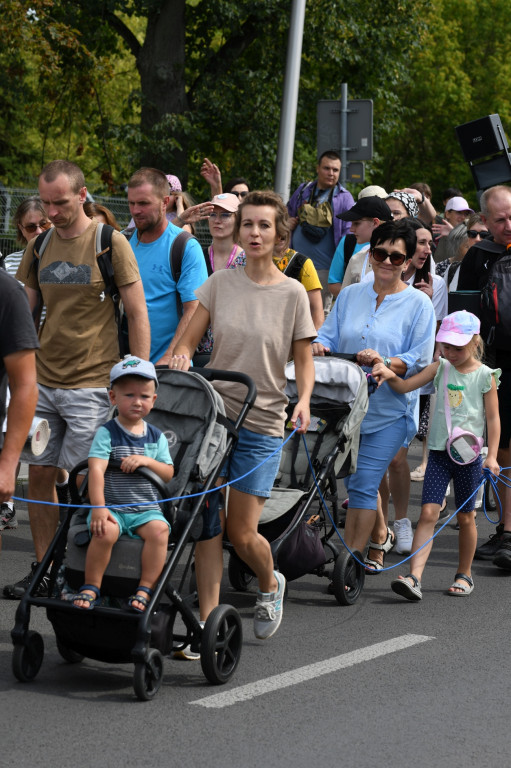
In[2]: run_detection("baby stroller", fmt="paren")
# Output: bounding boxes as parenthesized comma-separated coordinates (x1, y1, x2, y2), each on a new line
(11, 367, 256, 700)
(226, 355, 370, 605)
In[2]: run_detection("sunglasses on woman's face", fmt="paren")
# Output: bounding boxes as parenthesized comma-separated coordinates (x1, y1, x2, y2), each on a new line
(467, 229, 489, 239)
(22, 220, 50, 233)
(371, 246, 407, 266)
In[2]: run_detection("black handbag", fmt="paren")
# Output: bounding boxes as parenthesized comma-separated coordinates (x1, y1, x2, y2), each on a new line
(277, 517, 326, 581)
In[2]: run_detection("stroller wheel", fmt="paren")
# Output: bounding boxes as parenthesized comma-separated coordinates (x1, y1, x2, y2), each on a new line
(201, 604, 243, 685)
(133, 648, 164, 701)
(332, 550, 365, 606)
(228, 554, 255, 592)
(12, 631, 44, 682)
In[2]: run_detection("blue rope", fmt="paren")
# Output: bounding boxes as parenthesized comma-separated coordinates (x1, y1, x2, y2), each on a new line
(301, 433, 506, 573)
(12, 426, 300, 510)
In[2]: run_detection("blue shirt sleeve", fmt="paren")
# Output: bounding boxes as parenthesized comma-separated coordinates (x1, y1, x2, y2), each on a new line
(88, 426, 112, 460)
(156, 432, 173, 465)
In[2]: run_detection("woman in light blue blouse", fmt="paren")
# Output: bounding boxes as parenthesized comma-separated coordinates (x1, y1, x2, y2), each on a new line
(313, 220, 436, 571)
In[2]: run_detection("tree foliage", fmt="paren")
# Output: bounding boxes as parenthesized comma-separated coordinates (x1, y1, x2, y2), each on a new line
(3, 0, 511, 209)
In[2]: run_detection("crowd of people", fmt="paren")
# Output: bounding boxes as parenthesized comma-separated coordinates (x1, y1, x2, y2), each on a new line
(1, 150, 510, 646)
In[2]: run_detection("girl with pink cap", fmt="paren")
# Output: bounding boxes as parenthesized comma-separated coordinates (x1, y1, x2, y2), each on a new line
(374, 310, 500, 600)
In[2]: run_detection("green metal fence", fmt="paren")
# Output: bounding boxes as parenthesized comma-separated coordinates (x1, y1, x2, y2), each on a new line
(0, 186, 211, 256)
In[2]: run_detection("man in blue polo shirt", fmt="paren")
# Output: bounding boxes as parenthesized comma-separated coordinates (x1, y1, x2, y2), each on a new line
(127, 168, 208, 365)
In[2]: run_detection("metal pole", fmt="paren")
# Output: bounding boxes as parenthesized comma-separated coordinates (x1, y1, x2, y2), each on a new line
(340, 83, 348, 187)
(274, 0, 306, 203)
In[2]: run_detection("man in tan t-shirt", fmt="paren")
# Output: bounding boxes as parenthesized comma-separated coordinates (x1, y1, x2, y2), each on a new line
(3, 159, 150, 600)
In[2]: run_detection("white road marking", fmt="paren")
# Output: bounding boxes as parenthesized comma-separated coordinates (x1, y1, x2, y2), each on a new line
(191, 633, 434, 709)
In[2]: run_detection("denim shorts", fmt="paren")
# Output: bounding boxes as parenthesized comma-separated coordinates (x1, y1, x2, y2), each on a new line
(221, 427, 282, 497)
(199, 426, 282, 541)
(87, 508, 170, 539)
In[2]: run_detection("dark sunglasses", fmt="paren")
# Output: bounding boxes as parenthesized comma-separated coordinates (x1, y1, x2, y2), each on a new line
(234, 190, 249, 198)
(371, 246, 407, 266)
(467, 229, 489, 239)
(22, 221, 50, 233)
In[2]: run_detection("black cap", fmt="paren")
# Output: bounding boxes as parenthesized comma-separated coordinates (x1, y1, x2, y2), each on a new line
(337, 196, 392, 221)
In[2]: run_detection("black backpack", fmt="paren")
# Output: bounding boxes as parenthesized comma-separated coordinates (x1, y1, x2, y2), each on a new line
(479, 239, 511, 347)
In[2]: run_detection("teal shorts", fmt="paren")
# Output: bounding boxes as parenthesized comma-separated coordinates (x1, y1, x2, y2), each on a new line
(87, 508, 170, 539)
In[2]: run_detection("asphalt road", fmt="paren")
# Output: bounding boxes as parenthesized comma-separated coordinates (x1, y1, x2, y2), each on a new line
(1, 441, 509, 768)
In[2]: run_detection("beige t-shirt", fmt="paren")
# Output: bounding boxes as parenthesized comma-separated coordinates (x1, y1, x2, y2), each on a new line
(196, 268, 316, 436)
(16, 221, 141, 389)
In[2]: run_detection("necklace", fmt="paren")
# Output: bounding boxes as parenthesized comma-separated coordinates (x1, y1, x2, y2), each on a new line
(209, 244, 238, 272)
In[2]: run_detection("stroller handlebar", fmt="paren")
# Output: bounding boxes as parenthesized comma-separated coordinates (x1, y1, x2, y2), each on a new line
(195, 368, 257, 408)
(324, 352, 357, 361)
(321, 351, 378, 395)
(68, 459, 171, 507)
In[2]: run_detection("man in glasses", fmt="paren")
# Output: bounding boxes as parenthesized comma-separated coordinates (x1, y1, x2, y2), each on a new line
(458, 185, 511, 567)
(287, 150, 355, 311)
(328, 196, 392, 295)
(127, 167, 208, 365)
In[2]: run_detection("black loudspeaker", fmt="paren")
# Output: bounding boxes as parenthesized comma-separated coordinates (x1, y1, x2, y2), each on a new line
(471, 153, 511, 190)
(455, 114, 508, 162)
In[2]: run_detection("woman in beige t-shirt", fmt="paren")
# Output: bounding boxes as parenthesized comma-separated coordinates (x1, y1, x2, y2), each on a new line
(172, 190, 316, 642)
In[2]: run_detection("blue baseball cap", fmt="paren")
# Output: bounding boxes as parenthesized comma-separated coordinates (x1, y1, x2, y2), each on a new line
(110, 356, 158, 387)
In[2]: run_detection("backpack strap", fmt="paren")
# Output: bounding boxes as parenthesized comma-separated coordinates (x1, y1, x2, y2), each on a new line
(283, 251, 308, 282)
(296, 181, 313, 209)
(31, 228, 54, 274)
(94, 223, 118, 305)
(93, 223, 124, 354)
(30, 228, 55, 323)
(343, 233, 357, 271)
(201, 244, 213, 277)
(170, 230, 196, 318)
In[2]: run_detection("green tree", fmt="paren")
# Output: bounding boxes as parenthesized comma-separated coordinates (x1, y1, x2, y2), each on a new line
(380, 0, 511, 209)
(2, 0, 428, 197)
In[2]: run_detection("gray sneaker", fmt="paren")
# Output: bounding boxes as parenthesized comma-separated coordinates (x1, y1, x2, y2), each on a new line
(0, 503, 18, 531)
(254, 571, 286, 640)
(393, 518, 413, 555)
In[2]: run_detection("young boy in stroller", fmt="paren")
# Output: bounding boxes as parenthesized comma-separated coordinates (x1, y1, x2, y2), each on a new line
(73, 356, 174, 612)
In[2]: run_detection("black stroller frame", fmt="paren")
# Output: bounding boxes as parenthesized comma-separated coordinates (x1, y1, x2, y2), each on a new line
(226, 355, 370, 605)
(11, 368, 256, 700)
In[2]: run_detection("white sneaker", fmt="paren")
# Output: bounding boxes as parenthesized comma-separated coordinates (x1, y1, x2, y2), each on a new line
(173, 621, 204, 660)
(254, 571, 286, 640)
(393, 518, 413, 555)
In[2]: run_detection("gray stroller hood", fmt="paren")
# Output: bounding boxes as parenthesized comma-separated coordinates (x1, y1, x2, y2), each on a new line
(145, 368, 228, 497)
(261, 356, 369, 523)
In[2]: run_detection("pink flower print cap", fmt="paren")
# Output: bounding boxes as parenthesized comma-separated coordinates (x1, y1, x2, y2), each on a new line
(436, 310, 480, 346)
